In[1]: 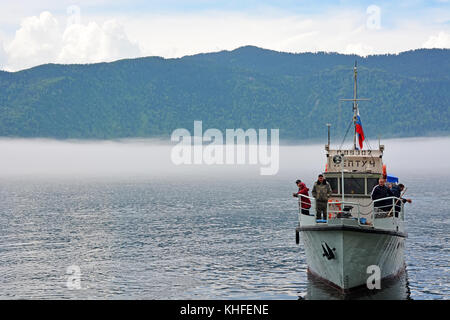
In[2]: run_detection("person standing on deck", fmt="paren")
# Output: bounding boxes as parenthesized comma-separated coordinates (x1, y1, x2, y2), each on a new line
(371, 178, 394, 212)
(312, 174, 332, 220)
(293, 180, 311, 215)
(391, 183, 412, 204)
(390, 183, 412, 217)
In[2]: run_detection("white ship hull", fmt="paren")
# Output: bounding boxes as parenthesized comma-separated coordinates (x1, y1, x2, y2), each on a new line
(298, 218, 406, 292)
(304, 267, 410, 300)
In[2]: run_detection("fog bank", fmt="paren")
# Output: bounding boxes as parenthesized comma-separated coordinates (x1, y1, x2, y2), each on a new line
(0, 136, 448, 180)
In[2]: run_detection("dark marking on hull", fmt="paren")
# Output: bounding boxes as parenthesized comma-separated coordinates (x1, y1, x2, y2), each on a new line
(321, 242, 336, 260)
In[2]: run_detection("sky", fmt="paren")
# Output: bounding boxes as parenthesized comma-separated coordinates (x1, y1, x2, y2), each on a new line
(0, 0, 449, 71)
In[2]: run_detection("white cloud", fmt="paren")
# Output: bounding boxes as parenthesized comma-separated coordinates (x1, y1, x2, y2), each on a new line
(343, 43, 375, 57)
(0, 40, 7, 69)
(422, 31, 450, 49)
(59, 20, 140, 64)
(123, 10, 444, 58)
(1, 7, 450, 71)
(4, 11, 141, 70)
(6, 11, 61, 70)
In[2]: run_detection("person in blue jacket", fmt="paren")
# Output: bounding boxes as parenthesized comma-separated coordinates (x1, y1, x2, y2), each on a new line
(390, 183, 412, 217)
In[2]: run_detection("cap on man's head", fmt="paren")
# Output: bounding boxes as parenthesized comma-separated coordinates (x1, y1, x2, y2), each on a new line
(318, 174, 324, 177)
(295, 179, 301, 184)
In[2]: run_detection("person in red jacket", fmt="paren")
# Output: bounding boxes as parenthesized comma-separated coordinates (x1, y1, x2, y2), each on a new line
(293, 180, 311, 215)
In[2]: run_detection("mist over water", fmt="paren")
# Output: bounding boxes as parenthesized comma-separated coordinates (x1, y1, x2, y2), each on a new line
(1, 136, 449, 180)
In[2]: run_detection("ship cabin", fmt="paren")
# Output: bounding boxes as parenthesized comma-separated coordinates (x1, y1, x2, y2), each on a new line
(322, 145, 385, 224)
(297, 144, 406, 230)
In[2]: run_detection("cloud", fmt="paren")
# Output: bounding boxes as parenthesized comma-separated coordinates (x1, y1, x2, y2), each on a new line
(343, 43, 375, 57)
(5, 11, 61, 70)
(422, 31, 450, 49)
(0, 40, 6, 69)
(124, 10, 439, 58)
(4, 11, 141, 71)
(59, 20, 141, 64)
(2, 6, 450, 71)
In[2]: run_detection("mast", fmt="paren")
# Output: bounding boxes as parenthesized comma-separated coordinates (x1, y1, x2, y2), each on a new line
(340, 61, 369, 150)
(353, 62, 358, 150)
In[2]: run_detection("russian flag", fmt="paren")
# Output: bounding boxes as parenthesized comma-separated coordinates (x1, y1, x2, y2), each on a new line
(355, 110, 365, 149)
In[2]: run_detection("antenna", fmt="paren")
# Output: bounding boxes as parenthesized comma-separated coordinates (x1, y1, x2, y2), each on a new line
(326, 123, 331, 147)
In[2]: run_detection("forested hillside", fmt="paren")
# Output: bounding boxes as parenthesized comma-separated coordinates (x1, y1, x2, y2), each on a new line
(0, 46, 448, 141)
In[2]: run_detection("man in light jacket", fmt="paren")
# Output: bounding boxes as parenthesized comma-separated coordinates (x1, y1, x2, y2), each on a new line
(312, 174, 332, 220)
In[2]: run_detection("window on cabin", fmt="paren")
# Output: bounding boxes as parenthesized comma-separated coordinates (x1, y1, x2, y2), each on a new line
(327, 177, 339, 194)
(344, 178, 365, 195)
(367, 178, 379, 195)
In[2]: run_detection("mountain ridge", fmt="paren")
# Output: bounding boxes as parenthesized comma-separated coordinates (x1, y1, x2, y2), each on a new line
(0, 46, 448, 140)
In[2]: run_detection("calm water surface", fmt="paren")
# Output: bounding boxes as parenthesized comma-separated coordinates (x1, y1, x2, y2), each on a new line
(0, 173, 448, 300)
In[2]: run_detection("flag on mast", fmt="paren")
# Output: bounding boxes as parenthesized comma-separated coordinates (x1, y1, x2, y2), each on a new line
(355, 110, 365, 149)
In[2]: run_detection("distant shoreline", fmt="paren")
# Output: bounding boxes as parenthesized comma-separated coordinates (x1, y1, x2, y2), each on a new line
(0, 134, 449, 146)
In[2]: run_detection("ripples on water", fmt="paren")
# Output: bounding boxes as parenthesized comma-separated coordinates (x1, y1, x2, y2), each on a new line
(0, 173, 448, 300)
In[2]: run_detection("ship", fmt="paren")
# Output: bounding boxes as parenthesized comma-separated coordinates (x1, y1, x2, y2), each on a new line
(295, 63, 407, 294)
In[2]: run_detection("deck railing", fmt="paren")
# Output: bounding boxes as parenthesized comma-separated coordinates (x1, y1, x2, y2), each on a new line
(297, 195, 404, 226)
(327, 200, 361, 219)
(297, 194, 316, 216)
(297, 195, 368, 225)
(372, 196, 405, 221)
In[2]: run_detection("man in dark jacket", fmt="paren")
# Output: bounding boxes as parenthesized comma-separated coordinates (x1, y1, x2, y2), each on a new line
(390, 183, 412, 217)
(293, 180, 311, 215)
(312, 174, 332, 220)
(371, 178, 394, 212)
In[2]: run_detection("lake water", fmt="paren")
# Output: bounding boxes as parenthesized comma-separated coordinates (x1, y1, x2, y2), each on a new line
(0, 137, 448, 299)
